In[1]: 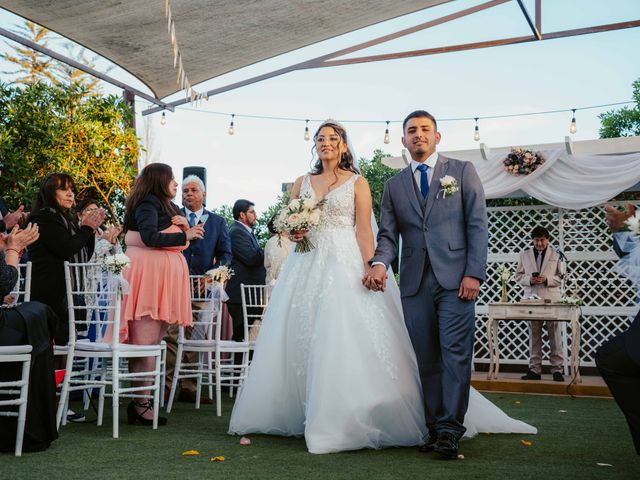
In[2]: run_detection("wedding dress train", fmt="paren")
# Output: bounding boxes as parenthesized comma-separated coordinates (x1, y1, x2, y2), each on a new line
(228, 174, 536, 454)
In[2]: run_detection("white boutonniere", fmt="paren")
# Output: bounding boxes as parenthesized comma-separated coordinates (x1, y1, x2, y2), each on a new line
(438, 175, 459, 198)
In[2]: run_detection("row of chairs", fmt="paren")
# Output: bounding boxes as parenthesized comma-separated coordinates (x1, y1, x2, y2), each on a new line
(0, 261, 270, 454)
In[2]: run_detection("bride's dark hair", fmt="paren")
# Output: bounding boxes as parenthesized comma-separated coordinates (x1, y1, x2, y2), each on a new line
(310, 120, 359, 177)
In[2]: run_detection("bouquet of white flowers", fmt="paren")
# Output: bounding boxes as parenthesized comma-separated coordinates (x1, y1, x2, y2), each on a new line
(274, 197, 326, 253)
(205, 265, 234, 284)
(102, 253, 131, 275)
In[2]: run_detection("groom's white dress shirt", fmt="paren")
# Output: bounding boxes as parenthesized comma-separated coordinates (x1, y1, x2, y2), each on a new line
(410, 151, 438, 189)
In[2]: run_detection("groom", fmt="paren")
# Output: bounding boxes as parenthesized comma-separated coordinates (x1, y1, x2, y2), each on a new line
(364, 110, 488, 459)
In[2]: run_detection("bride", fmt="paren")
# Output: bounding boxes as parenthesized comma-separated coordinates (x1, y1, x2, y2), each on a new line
(228, 120, 535, 454)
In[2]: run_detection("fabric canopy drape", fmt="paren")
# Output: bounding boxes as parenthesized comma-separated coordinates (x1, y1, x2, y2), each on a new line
(474, 149, 640, 209)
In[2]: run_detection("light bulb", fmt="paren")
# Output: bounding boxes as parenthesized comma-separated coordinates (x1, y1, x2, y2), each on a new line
(304, 120, 310, 141)
(228, 114, 235, 135)
(383, 121, 390, 144)
(160, 112, 166, 126)
(569, 109, 577, 134)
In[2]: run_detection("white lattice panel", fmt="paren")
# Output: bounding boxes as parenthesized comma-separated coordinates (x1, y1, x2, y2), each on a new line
(475, 202, 637, 368)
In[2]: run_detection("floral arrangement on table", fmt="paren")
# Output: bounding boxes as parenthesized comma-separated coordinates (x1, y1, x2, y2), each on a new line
(496, 264, 511, 303)
(503, 148, 546, 176)
(274, 197, 326, 253)
(205, 266, 234, 284)
(625, 210, 640, 236)
(438, 175, 459, 198)
(559, 296, 584, 306)
(101, 253, 131, 275)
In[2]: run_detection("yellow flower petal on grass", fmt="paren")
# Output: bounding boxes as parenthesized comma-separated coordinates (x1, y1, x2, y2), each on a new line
(520, 440, 533, 447)
(182, 450, 200, 456)
(515, 401, 521, 405)
(210, 456, 225, 462)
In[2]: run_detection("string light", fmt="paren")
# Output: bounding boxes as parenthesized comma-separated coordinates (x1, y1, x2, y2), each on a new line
(473, 117, 480, 141)
(383, 121, 390, 144)
(228, 114, 235, 135)
(304, 120, 310, 141)
(160, 112, 166, 126)
(569, 109, 577, 134)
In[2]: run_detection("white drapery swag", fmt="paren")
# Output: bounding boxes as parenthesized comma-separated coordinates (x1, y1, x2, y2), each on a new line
(474, 149, 640, 209)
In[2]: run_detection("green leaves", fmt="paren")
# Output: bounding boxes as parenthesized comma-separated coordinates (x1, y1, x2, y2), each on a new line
(599, 78, 640, 138)
(0, 82, 138, 220)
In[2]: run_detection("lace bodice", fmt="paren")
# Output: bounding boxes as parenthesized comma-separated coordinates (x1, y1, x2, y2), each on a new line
(300, 174, 359, 229)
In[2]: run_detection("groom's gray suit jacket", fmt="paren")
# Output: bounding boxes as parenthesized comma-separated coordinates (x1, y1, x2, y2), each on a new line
(372, 155, 487, 294)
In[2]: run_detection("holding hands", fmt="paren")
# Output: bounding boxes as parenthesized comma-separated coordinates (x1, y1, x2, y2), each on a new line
(362, 264, 387, 292)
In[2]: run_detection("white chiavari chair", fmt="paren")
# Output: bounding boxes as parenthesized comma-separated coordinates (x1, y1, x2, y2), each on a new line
(0, 345, 31, 456)
(56, 261, 163, 438)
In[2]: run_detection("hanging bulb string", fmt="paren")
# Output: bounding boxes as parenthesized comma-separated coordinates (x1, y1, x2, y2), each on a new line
(162, 100, 633, 125)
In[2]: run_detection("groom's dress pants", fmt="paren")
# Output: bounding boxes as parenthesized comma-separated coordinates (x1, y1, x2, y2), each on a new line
(401, 267, 475, 439)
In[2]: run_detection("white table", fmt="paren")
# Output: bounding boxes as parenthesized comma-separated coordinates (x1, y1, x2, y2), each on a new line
(486, 303, 581, 383)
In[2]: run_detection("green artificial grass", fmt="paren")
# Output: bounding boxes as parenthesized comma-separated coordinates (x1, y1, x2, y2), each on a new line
(2, 393, 639, 479)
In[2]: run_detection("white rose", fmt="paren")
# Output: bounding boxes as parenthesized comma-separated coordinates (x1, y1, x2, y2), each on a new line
(309, 210, 321, 225)
(440, 175, 456, 186)
(288, 213, 302, 227)
(302, 199, 316, 211)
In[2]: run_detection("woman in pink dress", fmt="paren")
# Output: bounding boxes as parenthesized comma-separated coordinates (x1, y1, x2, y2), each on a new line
(121, 163, 204, 425)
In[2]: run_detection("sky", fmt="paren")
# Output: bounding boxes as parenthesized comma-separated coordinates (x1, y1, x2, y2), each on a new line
(1, 0, 639, 213)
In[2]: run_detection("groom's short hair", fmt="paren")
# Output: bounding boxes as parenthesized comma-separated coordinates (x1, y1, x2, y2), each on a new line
(403, 110, 438, 133)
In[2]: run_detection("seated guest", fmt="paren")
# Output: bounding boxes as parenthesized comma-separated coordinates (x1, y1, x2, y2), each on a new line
(0, 222, 60, 453)
(264, 213, 292, 286)
(514, 226, 565, 382)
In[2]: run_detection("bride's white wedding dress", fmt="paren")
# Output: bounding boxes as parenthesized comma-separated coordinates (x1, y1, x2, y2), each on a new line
(228, 174, 536, 454)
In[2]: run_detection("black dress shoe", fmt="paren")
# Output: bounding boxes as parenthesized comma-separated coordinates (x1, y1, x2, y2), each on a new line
(433, 432, 459, 460)
(552, 372, 565, 382)
(418, 429, 438, 453)
(521, 370, 541, 380)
